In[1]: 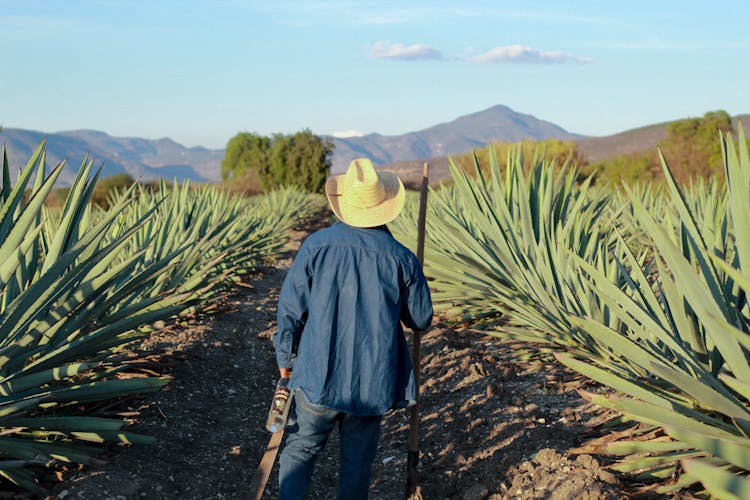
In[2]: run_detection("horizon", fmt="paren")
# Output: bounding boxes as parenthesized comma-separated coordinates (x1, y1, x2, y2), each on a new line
(5, 104, 749, 153)
(2, 1, 749, 149)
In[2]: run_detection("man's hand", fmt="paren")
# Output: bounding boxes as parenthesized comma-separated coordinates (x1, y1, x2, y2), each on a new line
(279, 367, 292, 379)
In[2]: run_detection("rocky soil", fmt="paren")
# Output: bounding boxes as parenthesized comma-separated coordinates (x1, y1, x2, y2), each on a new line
(42, 223, 671, 500)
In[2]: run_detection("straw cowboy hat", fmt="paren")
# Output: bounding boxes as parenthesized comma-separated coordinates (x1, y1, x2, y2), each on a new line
(325, 158, 406, 228)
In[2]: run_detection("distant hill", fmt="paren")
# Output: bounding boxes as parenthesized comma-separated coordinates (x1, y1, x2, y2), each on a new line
(330, 104, 583, 173)
(577, 115, 750, 163)
(382, 114, 750, 186)
(0, 105, 582, 185)
(0, 128, 223, 185)
(576, 123, 670, 163)
(3, 108, 747, 187)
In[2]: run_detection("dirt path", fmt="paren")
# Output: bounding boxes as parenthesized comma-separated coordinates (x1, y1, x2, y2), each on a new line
(49, 224, 654, 500)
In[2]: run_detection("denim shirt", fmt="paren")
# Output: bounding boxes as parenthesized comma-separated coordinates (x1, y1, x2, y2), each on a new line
(273, 222, 433, 416)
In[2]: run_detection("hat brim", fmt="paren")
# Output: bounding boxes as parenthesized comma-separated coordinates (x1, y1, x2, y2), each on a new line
(325, 170, 406, 227)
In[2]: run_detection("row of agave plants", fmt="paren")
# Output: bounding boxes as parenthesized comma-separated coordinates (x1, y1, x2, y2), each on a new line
(392, 128, 750, 497)
(0, 142, 324, 493)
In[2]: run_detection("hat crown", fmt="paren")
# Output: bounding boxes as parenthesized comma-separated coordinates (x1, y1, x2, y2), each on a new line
(324, 157, 406, 228)
(342, 159, 387, 209)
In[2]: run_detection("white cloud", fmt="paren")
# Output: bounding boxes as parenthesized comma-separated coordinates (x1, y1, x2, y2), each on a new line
(332, 130, 364, 138)
(369, 41, 443, 61)
(369, 42, 589, 65)
(470, 45, 591, 64)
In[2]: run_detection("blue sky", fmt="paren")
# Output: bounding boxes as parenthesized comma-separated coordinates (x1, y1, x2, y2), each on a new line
(1, 0, 748, 149)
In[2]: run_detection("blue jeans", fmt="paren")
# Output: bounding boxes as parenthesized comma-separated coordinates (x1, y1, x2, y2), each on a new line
(279, 390, 382, 500)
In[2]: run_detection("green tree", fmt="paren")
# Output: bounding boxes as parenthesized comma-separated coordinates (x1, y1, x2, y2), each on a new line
(581, 110, 736, 187)
(92, 173, 135, 209)
(266, 133, 293, 189)
(281, 129, 333, 192)
(659, 110, 733, 182)
(582, 150, 659, 187)
(222, 129, 333, 193)
(221, 132, 271, 181)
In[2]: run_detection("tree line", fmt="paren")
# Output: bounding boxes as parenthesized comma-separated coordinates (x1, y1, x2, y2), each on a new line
(452, 110, 747, 187)
(221, 129, 333, 194)
(582, 110, 743, 186)
(87, 110, 744, 200)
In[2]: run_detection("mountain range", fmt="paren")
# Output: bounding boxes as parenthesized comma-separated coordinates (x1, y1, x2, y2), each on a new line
(329, 104, 582, 173)
(1, 106, 747, 185)
(0, 128, 223, 185)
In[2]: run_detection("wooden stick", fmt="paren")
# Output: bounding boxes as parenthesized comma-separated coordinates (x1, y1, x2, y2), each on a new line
(406, 162, 429, 498)
(249, 430, 284, 500)
(416, 162, 429, 265)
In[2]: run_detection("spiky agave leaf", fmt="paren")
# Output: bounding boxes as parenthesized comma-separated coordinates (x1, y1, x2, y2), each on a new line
(562, 130, 750, 491)
(0, 146, 188, 492)
(393, 130, 750, 495)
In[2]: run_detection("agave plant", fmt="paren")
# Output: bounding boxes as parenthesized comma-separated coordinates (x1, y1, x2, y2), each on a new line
(555, 129, 750, 496)
(258, 185, 328, 226)
(0, 143, 321, 492)
(392, 146, 633, 364)
(60, 182, 327, 319)
(0, 144, 182, 492)
(395, 130, 750, 496)
(101, 182, 283, 312)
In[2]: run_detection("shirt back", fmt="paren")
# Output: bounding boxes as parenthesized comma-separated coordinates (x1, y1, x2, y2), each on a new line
(273, 222, 433, 416)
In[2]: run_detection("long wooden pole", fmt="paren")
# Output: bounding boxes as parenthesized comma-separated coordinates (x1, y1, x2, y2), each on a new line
(249, 430, 284, 500)
(406, 162, 429, 498)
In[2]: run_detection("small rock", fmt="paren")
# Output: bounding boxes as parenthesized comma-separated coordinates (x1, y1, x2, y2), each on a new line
(469, 362, 488, 377)
(486, 382, 503, 398)
(460, 358, 471, 372)
(523, 403, 539, 414)
(599, 469, 619, 484)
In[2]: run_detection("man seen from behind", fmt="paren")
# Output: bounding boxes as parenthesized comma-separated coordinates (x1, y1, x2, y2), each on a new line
(273, 157, 433, 499)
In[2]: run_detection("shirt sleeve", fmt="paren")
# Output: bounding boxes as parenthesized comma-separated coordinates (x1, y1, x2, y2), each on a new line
(400, 256, 433, 331)
(273, 246, 312, 369)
